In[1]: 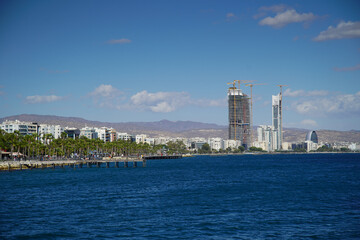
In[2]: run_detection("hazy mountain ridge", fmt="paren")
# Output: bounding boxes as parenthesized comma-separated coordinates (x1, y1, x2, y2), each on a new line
(0, 114, 225, 133)
(1, 114, 359, 143)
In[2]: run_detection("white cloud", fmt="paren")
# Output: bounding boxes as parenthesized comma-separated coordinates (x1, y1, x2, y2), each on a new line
(128, 90, 226, 113)
(259, 9, 316, 28)
(89, 84, 122, 98)
(25, 95, 64, 104)
(254, 4, 288, 19)
(307, 90, 329, 96)
(334, 63, 360, 72)
(284, 88, 305, 97)
(150, 102, 175, 113)
(106, 38, 132, 44)
(284, 88, 328, 97)
(226, 13, 237, 21)
(130, 90, 190, 113)
(313, 21, 360, 41)
(293, 91, 360, 116)
(88, 86, 228, 113)
(88, 84, 124, 109)
(301, 119, 318, 127)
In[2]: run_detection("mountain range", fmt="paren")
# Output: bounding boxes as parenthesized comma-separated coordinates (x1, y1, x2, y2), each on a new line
(1, 114, 359, 144)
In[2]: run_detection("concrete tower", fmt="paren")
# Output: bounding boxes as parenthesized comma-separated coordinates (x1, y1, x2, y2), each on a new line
(272, 93, 282, 150)
(228, 87, 250, 149)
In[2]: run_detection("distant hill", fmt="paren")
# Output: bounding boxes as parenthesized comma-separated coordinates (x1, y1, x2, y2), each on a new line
(0, 114, 225, 133)
(283, 128, 360, 144)
(1, 114, 359, 143)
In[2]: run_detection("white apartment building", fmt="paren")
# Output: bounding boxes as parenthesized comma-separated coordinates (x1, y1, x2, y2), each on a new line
(117, 132, 133, 141)
(170, 137, 189, 147)
(305, 141, 318, 152)
(1, 120, 38, 136)
(154, 137, 170, 145)
(136, 134, 147, 144)
(144, 138, 155, 145)
(253, 141, 267, 151)
(348, 143, 360, 151)
(208, 138, 224, 151)
(257, 125, 278, 152)
(80, 127, 98, 139)
(189, 137, 207, 150)
(38, 124, 63, 140)
(282, 142, 291, 151)
(223, 139, 241, 150)
(94, 127, 112, 142)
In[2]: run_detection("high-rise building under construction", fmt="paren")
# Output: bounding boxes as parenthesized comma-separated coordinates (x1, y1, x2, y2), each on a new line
(272, 93, 282, 150)
(228, 86, 250, 149)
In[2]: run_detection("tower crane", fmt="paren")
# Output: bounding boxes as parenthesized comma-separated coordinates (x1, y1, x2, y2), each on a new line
(234, 80, 253, 90)
(245, 83, 266, 147)
(278, 84, 288, 96)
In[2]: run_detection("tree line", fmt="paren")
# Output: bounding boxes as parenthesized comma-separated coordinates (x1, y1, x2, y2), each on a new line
(0, 130, 189, 160)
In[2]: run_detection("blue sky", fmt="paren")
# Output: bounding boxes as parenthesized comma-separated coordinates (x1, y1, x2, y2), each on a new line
(0, 0, 359, 130)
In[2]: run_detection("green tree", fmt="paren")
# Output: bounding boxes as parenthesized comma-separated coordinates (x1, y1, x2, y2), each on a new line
(340, 147, 350, 152)
(249, 146, 263, 152)
(238, 146, 245, 152)
(166, 140, 188, 154)
(199, 143, 211, 154)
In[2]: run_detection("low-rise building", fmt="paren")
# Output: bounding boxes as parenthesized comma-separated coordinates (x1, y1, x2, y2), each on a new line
(1, 120, 38, 136)
(39, 124, 63, 140)
(154, 137, 170, 145)
(144, 138, 155, 145)
(95, 127, 112, 142)
(64, 127, 80, 139)
(117, 132, 134, 142)
(208, 138, 224, 151)
(223, 139, 241, 150)
(110, 129, 117, 142)
(80, 127, 98, 139)
(136, 134, 147, 144)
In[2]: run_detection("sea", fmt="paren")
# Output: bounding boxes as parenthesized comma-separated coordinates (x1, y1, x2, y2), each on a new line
(1, 153, 359, 239)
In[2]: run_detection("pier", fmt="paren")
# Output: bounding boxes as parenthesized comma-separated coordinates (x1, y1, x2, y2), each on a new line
(144, 155, 182, 160)
(0, 155, 184, 171)
(0, 158, 146, 171)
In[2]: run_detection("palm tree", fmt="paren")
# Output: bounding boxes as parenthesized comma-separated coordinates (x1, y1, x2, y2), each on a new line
(0, 129, 7, 160)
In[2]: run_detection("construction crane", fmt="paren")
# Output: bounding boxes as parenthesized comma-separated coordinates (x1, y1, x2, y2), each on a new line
(245, 83, 266, 147)
(278, 84, 288, 96)
(277, 84, 288, 150)
(234, 80, 253, 90)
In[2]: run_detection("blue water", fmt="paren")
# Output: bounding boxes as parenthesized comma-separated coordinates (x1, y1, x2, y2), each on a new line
(1, 154, 360, 239)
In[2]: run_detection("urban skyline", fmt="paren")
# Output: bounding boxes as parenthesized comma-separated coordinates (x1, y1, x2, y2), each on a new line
(0, 0, 359, 131)
(2, 118, 357, 152)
